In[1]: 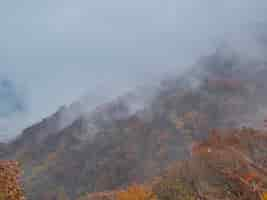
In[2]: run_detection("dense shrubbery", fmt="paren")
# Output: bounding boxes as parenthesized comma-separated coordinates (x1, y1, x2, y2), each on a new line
(0, 161, 25, 200)
(77, 128, 267, 200)
(152, 177, 195, 200)
(5, 128, 267, 200)
(117, 185, 157, 200)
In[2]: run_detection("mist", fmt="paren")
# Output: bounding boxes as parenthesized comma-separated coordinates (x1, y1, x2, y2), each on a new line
(0, 78, 28, 141)
(1, 0, 267, 140)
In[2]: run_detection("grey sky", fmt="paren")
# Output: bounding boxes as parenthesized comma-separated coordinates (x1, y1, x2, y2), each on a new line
(1, 0, 267, 140)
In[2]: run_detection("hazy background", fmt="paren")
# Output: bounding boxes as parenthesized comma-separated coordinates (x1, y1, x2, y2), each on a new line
(1, 0, 267, 140)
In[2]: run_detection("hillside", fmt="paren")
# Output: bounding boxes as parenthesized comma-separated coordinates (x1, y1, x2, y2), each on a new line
(2, 47, 267, 200)
(82, 128, 267, 200)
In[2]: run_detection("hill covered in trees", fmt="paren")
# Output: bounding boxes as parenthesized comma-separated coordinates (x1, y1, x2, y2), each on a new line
(2, 46, 267, 200)
(80, 128, 267, 200)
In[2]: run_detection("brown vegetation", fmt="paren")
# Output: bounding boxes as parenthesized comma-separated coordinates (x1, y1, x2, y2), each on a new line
(81, 128, 267, 200)
(184, 128, 267, 200)
(0, 160, 25, 200)
(117, 185, 157, 200)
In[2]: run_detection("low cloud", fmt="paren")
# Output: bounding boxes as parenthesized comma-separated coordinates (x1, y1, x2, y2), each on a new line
(0, 79, 26, 116)
(0, 78, 28, 141)
(1, 0, 267, 140)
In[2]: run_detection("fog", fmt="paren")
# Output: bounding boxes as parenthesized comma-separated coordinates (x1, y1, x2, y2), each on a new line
(1, 0, 267, 140)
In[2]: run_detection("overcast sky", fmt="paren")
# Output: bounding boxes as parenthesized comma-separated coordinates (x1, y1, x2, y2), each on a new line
(1, 0, 267, 140)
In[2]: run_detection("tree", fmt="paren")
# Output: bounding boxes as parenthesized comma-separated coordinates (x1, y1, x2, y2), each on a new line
(0, 160, 25, 200)
(117, 185, 157, 200)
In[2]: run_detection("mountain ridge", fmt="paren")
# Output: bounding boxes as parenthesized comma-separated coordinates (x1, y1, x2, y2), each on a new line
(2, 47, 267, 199)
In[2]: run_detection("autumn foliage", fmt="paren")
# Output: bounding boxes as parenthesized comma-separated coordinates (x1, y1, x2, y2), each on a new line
(116, 185, 157, 200)
(0, 160, 25, 200)
(79, 128, 267, 200)
(188, 128, 267, 200)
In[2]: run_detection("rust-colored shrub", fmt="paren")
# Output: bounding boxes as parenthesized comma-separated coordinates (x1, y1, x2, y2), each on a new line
(0, 160, 25, 200)
(117, 185, 157, 200)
